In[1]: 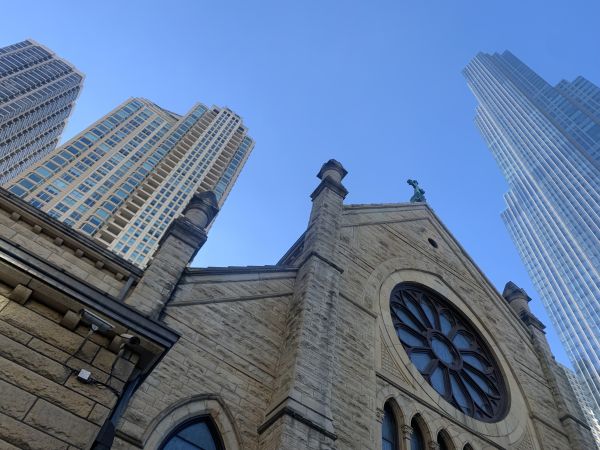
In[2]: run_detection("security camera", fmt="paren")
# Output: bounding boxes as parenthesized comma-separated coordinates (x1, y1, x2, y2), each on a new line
(120, 334, 140, 345)
(81, 309, 114, 333)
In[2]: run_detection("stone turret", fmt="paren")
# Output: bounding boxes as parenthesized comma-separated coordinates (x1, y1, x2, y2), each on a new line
(259, 160, 348, 449)
(503, 281, 533, 318)
(124, 191, 219, 319)
(503, 281, 595, 449)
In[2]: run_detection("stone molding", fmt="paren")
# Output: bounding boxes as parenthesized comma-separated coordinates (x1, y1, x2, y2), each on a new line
(257, 403, 338, 441)
(132, 394, 241, 450)
(310, 176, 349, 200)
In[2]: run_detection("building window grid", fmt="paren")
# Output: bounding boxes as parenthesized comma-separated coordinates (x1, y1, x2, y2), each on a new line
(111, 109, 241, 264)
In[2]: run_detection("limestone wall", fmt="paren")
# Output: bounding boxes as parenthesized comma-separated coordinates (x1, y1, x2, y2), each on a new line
(114, 270, 296, 449)
(0, 284, 136, 449)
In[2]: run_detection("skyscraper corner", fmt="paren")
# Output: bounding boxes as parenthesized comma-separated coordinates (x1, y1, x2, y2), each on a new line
(0, 39, 84, 182)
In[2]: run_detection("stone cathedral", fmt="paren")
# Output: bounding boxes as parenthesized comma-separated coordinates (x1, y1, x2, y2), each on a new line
(0, 160, 594, 450)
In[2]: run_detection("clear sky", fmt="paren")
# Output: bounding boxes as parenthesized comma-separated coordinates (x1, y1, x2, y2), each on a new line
(3, 0, 599, 368)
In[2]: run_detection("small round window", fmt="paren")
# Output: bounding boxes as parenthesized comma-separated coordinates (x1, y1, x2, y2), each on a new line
(389, 283, 508, 422)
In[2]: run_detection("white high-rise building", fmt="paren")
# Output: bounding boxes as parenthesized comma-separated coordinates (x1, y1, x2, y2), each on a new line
(4, 98, 253, 268)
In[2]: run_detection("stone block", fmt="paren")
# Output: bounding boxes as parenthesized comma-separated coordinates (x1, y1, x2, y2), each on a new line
(0, 356, 94, 417)
(7, 285, 32, 305)
(0, 334, 70, 383)
(24, 399, 99, 449)
(92, 348, 117, 374)
(0, 320, 32, 345)
(0, 379, 36, 419)
(87, 403, 110, 426)
(0, 411, 68, 450)
(0, 437, 21, 450)
(63, 373, 117, 408)
(0, 302, 83, 353)
(27, 339, 70, 363)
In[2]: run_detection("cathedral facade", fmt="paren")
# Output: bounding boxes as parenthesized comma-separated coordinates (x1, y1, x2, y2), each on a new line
(0, 160, 594, 449)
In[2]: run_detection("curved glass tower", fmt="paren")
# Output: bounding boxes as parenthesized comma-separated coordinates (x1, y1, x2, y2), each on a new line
(0, 40, 83, 183)
(464, 51, 600, 432)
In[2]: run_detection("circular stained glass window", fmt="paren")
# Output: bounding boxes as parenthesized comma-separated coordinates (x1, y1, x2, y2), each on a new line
(389, 282, 508, 422)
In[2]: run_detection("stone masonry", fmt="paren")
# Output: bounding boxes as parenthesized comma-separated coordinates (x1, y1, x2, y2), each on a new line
(111, 160, 594, 449)
(0, 160, 594, 449)
(0, 189, 177, 449)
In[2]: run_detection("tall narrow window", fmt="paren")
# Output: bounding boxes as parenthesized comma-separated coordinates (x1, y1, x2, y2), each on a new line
(159, 417, 223, 450)
(437, 431, 452, 450)
(382, 402, 398, 450)
(410, 418, 425, 450)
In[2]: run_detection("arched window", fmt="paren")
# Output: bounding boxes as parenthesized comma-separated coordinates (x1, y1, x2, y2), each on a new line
(437, 431, 453, 450)
(159, 416, 224, 450)
(382, 402, 398, 450)
(410, 418, 425, 450)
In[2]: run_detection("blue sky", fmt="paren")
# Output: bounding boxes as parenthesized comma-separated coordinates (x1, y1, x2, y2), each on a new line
(4, 1, 599, 367)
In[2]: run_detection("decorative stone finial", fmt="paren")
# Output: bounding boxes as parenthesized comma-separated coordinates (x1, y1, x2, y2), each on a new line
(502, 281, 531, 304)
(317, 159, 348, 183)
(311, 159, 349, 201)
(184, 191, 219, 229)
(407, 179, 426, 202)
(502, 281, 545, 331)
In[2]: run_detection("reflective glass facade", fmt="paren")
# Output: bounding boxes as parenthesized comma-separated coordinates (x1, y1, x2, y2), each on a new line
(3, 98, 254, 268)
(560, 364, 600, 448)
(0, 40, 83, 183)
(464, 51, 600, 435)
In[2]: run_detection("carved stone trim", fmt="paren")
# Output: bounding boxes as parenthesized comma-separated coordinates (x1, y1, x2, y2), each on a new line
(375, 407, 385, 423)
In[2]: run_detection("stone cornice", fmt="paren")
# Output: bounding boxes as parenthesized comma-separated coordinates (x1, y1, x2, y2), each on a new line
(160, 217, 207, 249)
(0, 188, 142, 278)
(310, 177, 348, 200)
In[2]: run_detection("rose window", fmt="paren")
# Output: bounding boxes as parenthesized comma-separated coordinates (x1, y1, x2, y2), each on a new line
(389, 283, 507, 422)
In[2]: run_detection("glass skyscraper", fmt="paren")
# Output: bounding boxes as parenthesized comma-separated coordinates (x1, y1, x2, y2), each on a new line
(464, 51, 600, 432)
(0, 39, 83, 183)
(560, 363, 600, 448)
(3, 98, 253, 268)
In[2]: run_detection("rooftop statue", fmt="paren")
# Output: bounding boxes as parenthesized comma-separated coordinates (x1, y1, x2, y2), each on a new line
(407, 179, 426, 203)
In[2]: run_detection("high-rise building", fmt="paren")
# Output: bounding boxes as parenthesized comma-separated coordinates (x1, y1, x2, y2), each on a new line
(464, 50, 600, 428)
(560, 364, 600, 448)
(3, 98, 254, 268)
(0, 39, 83, 183)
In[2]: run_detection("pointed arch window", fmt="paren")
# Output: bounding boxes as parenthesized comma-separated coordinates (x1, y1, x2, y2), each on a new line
(382, 402, 398, 450)
(159, 416, 224, 450)
(410, 418, 425, 450)
(437, 431, 453, 450)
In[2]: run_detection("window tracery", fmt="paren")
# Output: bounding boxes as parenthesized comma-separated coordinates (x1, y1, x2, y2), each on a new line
(390, 283, 507, 421)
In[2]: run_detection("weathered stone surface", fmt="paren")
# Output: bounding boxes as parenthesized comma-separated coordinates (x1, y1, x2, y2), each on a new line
(0, 303, 83, 354)
(0, 411, 68, 450)
(0, 334, 70, 383)
(0, 380, 36, 419)
(0, 356, 94, 417)
(24, 400, 99, 449)
(27, 338, 70, 363)
(87, 403, 110, 426)
(63, 373, 117, 408)
(0, 437, 21, 450)
(0, 318, 31, 345)
(114, 200, 593, 450)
